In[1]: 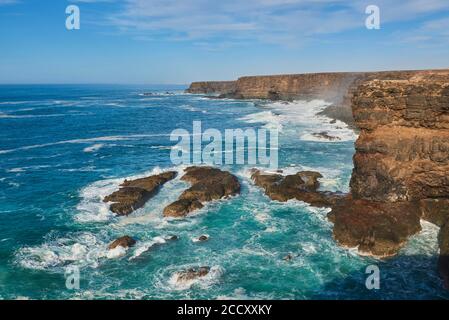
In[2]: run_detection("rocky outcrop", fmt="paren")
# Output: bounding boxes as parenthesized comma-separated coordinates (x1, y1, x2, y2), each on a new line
(108, 236, 136, 250)
(328, 199, 422, 257)
(251, 169, 343, 207)
(330, 71, 449, 264)
(186, 81, 236, 95)
(163, 167, 240, 217)
(104, 171, 177, 216)
(175, 267, 210, 282)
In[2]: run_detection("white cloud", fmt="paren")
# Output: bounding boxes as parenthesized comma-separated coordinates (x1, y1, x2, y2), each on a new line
(92, 0, 449, 46)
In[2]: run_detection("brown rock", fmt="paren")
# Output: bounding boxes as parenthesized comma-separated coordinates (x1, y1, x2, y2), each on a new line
(163, 199, 204, 218)
(104, 171, 177, 216)
(250, 169, 341, 207)
(176, 267, 210, 282)
(163, 167, 240, 217)
(108, 236, 136, 250)
(329, 199, 422, 257)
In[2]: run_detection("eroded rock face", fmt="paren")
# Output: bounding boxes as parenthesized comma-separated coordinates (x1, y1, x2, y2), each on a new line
(350, 75, 449, 202)
(104, 171, 177, 216)
(163, 167, 240, 217)
(330, 71, 449, 264)
(329, 199, 422, 257)
(108, 236, 137, 250)
(250, 169, 342, 207)
(176, 267, 210, 282)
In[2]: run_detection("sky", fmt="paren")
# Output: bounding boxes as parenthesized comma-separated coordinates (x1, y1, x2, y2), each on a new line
(0, 0, 448, 84)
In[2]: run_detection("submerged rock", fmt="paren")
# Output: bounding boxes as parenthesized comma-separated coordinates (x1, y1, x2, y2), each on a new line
(311, 131, 341, 141)
(104, 171, 177, 216)
(250, 169, 341, 207)
(108, 236, 137, 250)
(176, 266, 210, 282)
(163, 167, 240, 218)
(283, 254, 293, 261)
(328, 199, 422, 258)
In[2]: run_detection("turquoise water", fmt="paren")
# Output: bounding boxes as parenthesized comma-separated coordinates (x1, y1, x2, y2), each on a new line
(0, 85, 447, 299)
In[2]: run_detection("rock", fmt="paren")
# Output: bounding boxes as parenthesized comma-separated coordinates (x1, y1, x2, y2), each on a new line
(283, 254, 293, 261)
(166, 235, 179, 241)
(108, 236, 136, 250)
(329, 199, 422, 257)
(163, 199, 204, 218)
(104, 171, 177, 216)
(198, 235, 209, 242)
(420, 199, 449, 227)
(176, 267, 210, 282)
(163, 167, 240, 217)
(250, 169, 341, 207)
(311, 131, 341, 141)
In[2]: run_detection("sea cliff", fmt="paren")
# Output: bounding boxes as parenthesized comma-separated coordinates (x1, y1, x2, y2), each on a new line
(187, 69, 449, 287)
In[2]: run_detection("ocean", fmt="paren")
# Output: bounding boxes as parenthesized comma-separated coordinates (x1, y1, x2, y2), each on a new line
(0, 85, 447, 299)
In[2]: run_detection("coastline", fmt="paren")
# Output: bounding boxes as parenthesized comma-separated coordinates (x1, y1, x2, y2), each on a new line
(186, 69, 449, 288)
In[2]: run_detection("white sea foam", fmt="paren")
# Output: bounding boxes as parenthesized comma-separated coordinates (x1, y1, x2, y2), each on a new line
(0, 134, 166, 155)
(129, 236, 167, 260)
(15, 232, 109, 271)
(106, 246, 127, 259)
(239, 100, 357, 143)
(83, 144, 105, 153)
(75, 165, 187, 223)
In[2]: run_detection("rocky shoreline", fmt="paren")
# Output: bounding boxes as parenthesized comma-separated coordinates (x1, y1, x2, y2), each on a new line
(187, 69, 449, 288)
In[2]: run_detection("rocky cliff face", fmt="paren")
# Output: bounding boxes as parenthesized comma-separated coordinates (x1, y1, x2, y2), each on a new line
(187, 69, 449, 288)
(341, 71, 449, 287)
(186, 81, 236, 94)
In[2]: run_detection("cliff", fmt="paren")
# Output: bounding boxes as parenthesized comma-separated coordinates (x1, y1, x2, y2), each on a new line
(188, 69, 449, 288)
(186, 70, 446, 126)
(338, 71, 449, 288)
(186, 81, 236, 95)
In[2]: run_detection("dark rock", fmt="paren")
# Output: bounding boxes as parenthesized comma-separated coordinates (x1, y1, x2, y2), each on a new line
(166, 235, 179, 241)
(104, 171, 177, 216)
(163, 199, 204, 218)
(283, 254, 293, 261)
(250, 169, 341, 207)
(311, 131, 341, 141)
(176, 266, 210, 282)
(329, 199, 422, 257)
(163, 167, 240, 217)
(198, 235, 209, 242)
(420, 199, 449, 227)
(108, 236, 136, 250)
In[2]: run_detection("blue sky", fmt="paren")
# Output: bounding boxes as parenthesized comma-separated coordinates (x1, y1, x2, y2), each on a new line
(0, 0, 448, 84)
